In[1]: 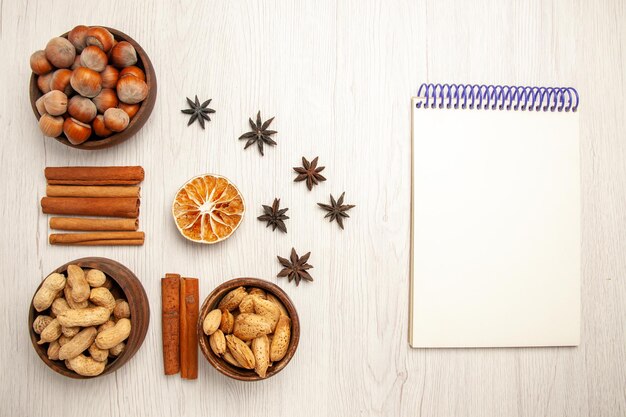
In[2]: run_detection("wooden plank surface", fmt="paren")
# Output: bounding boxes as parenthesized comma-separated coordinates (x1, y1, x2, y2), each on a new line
(0, 0, 624, 416)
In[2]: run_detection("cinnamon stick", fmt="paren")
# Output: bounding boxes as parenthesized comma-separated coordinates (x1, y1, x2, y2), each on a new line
(70, 239, 144, 246)
(49, 232, 144, 245)
(180, 277, 199, 380)
(41, 197, 139, 218)
(50, 217, 138, 231)
(45, 166, 145, 185)
(162, 274, 181, 375)
(46, 185, 140, 198)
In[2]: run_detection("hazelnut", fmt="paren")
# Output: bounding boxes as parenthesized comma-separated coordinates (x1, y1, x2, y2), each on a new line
(71, 55, 82, 70)
(116, 75, 148, 104)
(49, 69, 73, 96)
(118, 102, 140, 119)
(85, 27, 114, 53)
(70, 67, 102, 98)
(100, 65, 119, 89)
(80, 46, 108, 72)
(30, 50, 53, 75)
(109, 41, 137, 68)
(119, 66, 145, 81)
(63, 117, 92, 145)
(92, 115, 112, 137)
(92, 88, 119, 113)
(68, 25, 89, 52)
(37, 73, 53, 94)
(43, 90, 68, 116)
(103, 108, 129, 132)
(68, 95, 97, 123)
(44, 37, 76, 68)
(35, 96, 47, 115)
(38, 114, 64, 137)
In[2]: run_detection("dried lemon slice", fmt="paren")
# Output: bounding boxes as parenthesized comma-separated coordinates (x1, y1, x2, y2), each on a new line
(172, 174, 245, 244)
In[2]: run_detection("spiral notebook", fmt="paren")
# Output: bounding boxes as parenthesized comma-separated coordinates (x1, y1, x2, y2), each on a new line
(410, 84, 580, 348)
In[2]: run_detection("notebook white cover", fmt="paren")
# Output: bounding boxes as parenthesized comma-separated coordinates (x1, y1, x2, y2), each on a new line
(410, 97, 580, 348)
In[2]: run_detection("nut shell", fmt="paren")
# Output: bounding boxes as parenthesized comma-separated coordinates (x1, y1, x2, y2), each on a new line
(30, 50, 53, 75)
(70, 67, 102, 98)
(92, 88, 119, 114)
(92, 115, 112, 137)
(43, 90, 68, 116)
(103, 108, 129, 132)
(116, 75, 148, 104)
(118, 102, 140, 119)
(49, 69, 73, 96)
(110, 41, 137, 68)
(37, 73, 53, 94)
(63, 117, 92, 145)
(119, 66, 145, 81)
(85, 27, 114, 53)
(45, 37, 76, 68)
(68, 96, 97, 123)
(38, 114, 64, 137)
(80, 46, 108, 72)
(68, 25, 89, 52)
(100, 65, 119, 89)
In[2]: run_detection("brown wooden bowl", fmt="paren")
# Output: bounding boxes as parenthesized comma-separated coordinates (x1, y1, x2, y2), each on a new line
(29, 26, 157, 150)
(28, 257, 150, 379)
(198, 278, 300, 381)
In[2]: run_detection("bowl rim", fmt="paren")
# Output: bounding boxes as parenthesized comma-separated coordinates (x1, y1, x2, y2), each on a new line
(28, 257, 150, 379)
(29, 26, 157, 150)
(197, 277, 300, 381)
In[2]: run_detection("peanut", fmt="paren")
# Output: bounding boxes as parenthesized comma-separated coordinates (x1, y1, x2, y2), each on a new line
(109, 342, 125, 357)
(218, 287, 247, 311)
(95, 318, 131, 349)
(89, 287, 116, 312)
(202, 309, 222, 335)
(62, 326, 80, 337)
(266, 293, 289, 317)
(252, 335, 270, 378)
(68, 354, 107, 376)
(38, 318, 62, 344)
(58, 335, 71, 346)
(58, 327, 97, 360)
(33, 315, 53, 334)
(225, 334, 255, 369)
(270, 315, 291, 362)
(113, 299, 130, 319)
(64, 286, 88, 309)
(219, 309, 234, 334)
(66, 265, 90, 303)
(57, 306, 110, 327)
(253, 297, 281, 331)
(233, 313, 272, 341)
(238, 295, 256, 313)
(51, 298, 70, 316)
(33, 273, 66, 312)
(85, 269, 106, 287)
(88, 342, 109, 362)
(47, 340, 61, 360)
(209, 329, 226, 356)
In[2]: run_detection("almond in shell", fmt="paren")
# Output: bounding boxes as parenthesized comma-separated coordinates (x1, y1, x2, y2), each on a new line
(270, 315, 291, 362)
(203, 309, 222, 335)
(209, 329, 226, 356)
(218, 287, 247, 311)
(219, 309, 235, 334)
(253, 297, 281, 331)
(233, 313, 272, 341)
(225, 334, 255, 369)
(252, 335, 270, 378)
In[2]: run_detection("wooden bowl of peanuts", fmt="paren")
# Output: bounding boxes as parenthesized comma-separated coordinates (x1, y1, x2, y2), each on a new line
(28, 257, 149, 379)
(198, 278, 300, 381)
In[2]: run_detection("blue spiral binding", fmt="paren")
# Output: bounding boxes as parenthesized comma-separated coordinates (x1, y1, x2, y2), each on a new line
(416, 83, 579, 112)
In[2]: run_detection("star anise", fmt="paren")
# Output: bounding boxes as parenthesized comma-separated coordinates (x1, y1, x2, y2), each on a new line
(293, 156, 326, 190)
(277, 248, 313, 286)
(257, 198, 289, 233)
(317, 192, 355, 230)
(181, 95, 215, 129)
(238, 111, 277, 156)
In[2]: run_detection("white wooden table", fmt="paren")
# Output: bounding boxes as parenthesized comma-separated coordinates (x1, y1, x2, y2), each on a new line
(1, 1, 624, 416)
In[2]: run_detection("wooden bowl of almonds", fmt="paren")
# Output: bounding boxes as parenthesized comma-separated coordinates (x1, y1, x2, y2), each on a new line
(28, 257, 150, 379)
(198, 278, 300, 381)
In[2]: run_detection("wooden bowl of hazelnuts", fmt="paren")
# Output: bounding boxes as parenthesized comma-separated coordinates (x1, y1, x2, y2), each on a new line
(29, 26, 157, 150)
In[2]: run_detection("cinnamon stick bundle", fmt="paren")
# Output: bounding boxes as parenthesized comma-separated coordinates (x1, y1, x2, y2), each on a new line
(49, 232, 145, 246)
(162, 274, 181, 375)
(50, 217, 138, 231)
(41, 197, 139, 218)
(46, 185, 140, 198)
(45, 166, 145, 185)
(180, 277, 199, 380)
